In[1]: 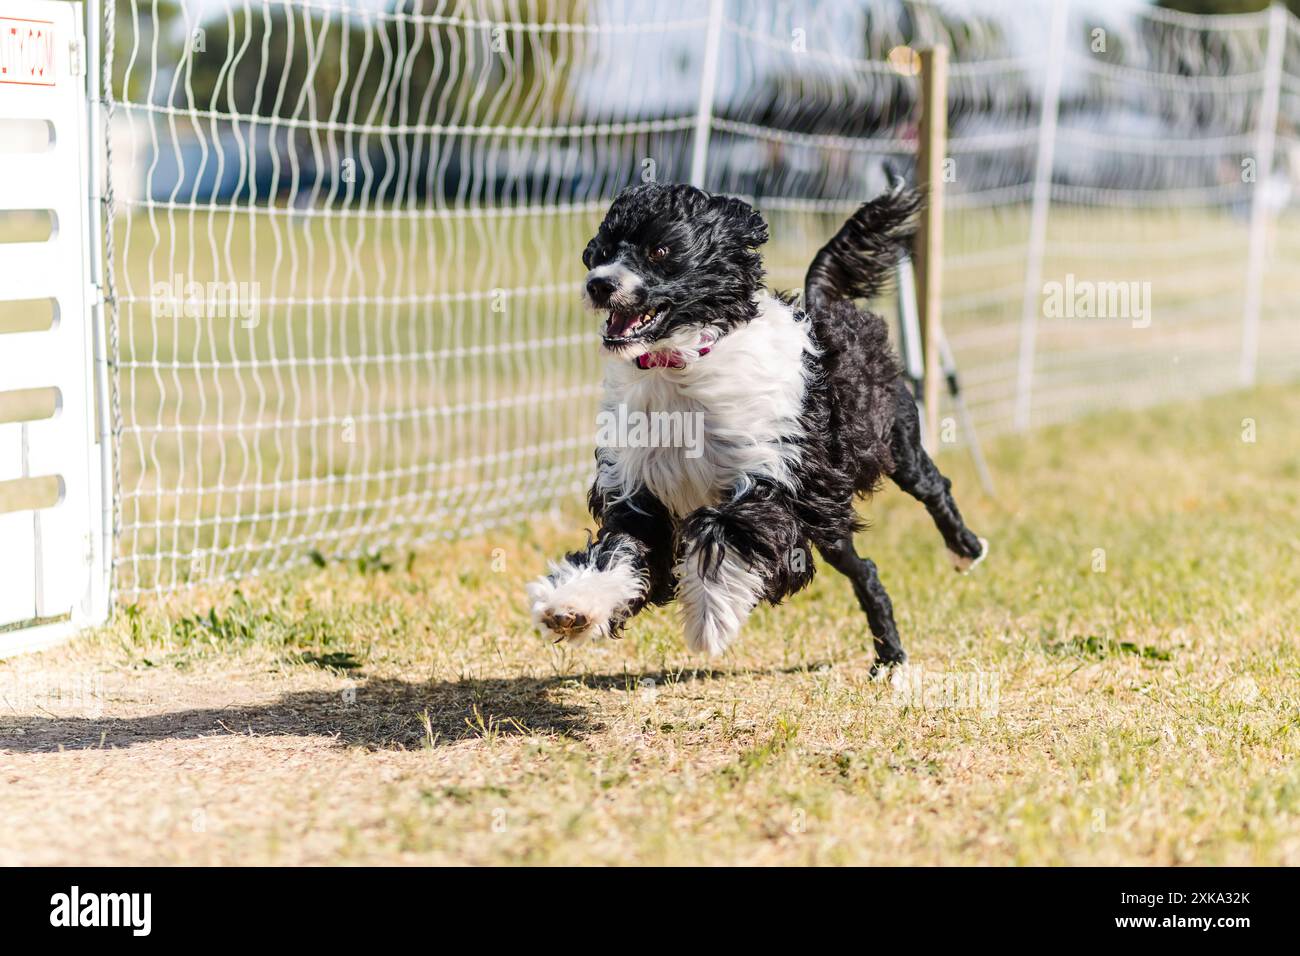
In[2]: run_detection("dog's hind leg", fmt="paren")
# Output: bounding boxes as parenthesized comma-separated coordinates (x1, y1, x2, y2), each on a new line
(816, 536, 907, 672)
(887, 382, 988, 573)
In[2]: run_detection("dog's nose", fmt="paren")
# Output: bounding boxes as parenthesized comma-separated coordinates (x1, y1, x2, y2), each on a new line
(586, 274, 616, 302)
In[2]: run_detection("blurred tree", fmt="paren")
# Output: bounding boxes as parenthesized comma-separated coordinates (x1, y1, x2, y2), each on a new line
(691, 0, 1038, 200)
(1146, 0, 1288, 133)
(109, 0, 185, 102)
(179, 0, 574, 127)
(1158, 1, 1300, 14)
(111, 0, 578, 203)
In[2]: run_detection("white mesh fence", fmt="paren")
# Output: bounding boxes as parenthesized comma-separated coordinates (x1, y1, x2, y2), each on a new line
(103, 0, 1300, 597)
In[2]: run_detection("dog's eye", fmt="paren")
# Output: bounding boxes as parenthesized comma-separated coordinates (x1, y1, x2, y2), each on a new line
(647, 245, 670, 263)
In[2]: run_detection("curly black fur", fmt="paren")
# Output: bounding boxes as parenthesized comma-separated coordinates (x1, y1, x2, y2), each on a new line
(803, 183, 923, 312)
(678, 480, 816, 604)
(582, 488, 677, 608)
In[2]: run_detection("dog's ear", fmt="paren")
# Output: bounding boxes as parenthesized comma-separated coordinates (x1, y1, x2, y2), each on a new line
(709, 195, 768, 249)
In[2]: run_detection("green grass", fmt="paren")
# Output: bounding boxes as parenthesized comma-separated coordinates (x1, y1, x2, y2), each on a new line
(2, 383, 1297, 865)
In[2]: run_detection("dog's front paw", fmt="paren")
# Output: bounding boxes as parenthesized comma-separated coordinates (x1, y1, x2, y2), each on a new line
(538, 606, 595, 640)
(527, 576, 603, 645)
(526, 558, 645, 646)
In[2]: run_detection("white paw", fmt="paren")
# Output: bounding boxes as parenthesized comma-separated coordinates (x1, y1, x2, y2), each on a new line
(526, 557, 645, 645)
(675, 547, 764, 656)
(526, 576, 601, 645)
(948, 537, 989, 574)
(874, 659, 913, 687)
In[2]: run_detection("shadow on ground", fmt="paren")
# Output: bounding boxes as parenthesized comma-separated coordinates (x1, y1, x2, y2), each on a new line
(0, 663, 828, 754)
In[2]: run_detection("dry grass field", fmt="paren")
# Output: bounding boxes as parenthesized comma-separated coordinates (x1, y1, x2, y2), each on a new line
(2, 382, 1297, 865)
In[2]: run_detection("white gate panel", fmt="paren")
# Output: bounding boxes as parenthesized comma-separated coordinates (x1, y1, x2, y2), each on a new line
(0, 0, 106, 654)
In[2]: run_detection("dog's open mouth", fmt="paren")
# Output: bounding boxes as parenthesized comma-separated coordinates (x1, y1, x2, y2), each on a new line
(603, 306, 668, 345)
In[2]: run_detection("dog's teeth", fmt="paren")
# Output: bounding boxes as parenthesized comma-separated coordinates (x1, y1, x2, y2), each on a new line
(604, 306, 667, 340)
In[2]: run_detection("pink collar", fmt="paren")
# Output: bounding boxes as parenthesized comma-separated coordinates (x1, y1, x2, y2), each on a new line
(634, 329, 718, 370)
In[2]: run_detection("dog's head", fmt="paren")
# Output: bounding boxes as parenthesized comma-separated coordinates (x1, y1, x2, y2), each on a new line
(581, 182, 769, 358)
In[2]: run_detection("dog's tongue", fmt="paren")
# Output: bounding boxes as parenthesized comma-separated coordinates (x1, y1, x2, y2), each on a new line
(606, 311, 640, 338)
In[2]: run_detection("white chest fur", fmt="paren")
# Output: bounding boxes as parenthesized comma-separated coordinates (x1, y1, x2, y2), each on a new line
(595, 294, 815, 518)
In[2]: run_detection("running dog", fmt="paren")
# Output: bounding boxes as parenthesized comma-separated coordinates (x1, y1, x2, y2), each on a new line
(526, 181, 987, 671)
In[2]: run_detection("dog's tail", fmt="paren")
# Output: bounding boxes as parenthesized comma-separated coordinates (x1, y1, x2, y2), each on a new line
(803, 182, 922, 312)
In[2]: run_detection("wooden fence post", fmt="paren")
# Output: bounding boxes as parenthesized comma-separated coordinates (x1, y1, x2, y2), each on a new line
(916, 45, 948, 454)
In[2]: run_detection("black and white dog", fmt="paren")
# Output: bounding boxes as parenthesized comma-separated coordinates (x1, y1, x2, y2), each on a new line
(526, 181, 987, 671)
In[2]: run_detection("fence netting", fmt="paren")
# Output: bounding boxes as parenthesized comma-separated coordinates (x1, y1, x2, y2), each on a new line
(104, 0, 1300, 596)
